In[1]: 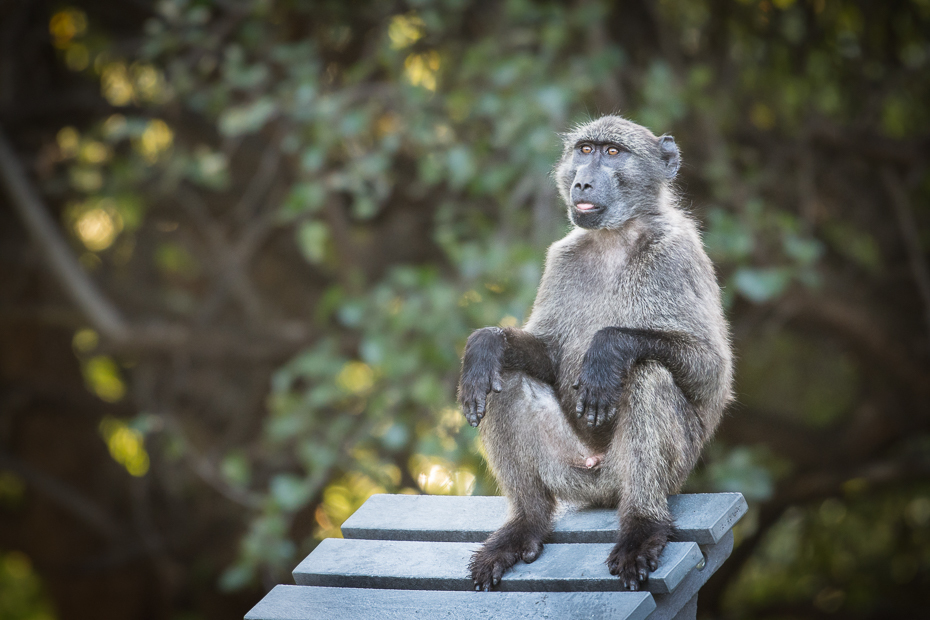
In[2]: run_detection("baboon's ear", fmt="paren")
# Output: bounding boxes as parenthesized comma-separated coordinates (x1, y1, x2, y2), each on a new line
(659, 135, 680, 179)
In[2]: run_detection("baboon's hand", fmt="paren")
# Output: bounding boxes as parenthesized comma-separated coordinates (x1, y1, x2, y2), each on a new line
(458, 327, 505, 427)
(573, 331, 632, 427)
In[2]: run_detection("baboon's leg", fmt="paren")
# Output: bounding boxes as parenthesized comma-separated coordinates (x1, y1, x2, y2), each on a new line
(470, 373, 588, 591)
(603, 361, 702, 591)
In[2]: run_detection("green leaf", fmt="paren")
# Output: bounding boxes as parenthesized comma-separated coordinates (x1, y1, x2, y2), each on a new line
(704, 208, 754, 262)
(221, 452, 252, 487)
(154, 242, 200, 279)
(218, 98, 277, 137)
(218, 563, 254, 591)
(379, 423, 410, 452)
(269, 474, 311, 512)
(708, 446, 775, 501)
(446, 146, 476, 190)
(782, 233, 823, 266)
(296, 221, 329, 264)
(733, 267, 792, 303)
(337, 302, 365, 327)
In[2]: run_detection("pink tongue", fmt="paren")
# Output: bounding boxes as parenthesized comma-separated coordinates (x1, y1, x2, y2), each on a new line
(575, 203, 595, 211)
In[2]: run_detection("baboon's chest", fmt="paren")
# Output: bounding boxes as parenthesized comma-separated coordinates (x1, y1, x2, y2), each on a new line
(530, 243, 642, 345)
(522, 230, 663, 446)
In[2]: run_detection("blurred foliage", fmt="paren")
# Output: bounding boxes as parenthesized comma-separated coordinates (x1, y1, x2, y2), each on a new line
(0, 551, 57, 620)
(2, 0, 930, 618)
(726, 486, 930, 617)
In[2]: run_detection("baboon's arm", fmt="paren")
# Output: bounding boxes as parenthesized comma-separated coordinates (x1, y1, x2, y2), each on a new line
(500, 327, 557, 384)
(458, 327, 556, 426)
(573, 326, 719, 426)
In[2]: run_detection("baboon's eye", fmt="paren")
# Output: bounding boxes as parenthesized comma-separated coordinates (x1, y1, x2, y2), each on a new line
(607, 146, 620, 156)
(580, 144, 593, 154)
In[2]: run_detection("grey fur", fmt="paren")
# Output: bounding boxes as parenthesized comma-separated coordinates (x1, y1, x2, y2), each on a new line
(459, 115, 733, 592)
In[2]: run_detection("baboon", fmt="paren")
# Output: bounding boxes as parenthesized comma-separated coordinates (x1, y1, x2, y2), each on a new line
(457, 115, 733, 591)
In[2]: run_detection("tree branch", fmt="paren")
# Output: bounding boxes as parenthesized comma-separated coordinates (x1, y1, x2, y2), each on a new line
(0, 133, 307, 357)
(881, 165, 930, 347)
(0, 128, 130, 341)
(176, 186, 269, 320)
(160, 414, 263, 509)
(776, 293, 929, 396)
(0, 449, 124, 542)
(98, 322, 306, 360)
(232, 139, 282, 224)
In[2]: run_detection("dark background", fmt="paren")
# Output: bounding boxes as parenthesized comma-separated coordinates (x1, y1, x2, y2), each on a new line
(1, 0, 929, 618)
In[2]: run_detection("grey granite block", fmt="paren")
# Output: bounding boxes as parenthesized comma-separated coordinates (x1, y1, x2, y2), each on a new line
(245, 585, 656, 620)
(668, 593, 698, 620)
(340, 493, 747, 545)
(293, 539, 702, 595)
(648, 531, 734, 620)
(667, 494, 748, 544)
(340, 495, 507, 543)
(246, 494, 745, 619)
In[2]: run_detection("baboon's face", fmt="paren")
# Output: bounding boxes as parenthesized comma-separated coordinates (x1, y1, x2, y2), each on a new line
(555, 116, 680, 230)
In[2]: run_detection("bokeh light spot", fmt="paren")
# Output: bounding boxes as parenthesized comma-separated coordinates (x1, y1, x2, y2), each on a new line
(99, 417, 150, 477)
(101, 62, 134, 106)
(499, 315, 519, 328)
(458, 289, 482, 307)
(79, 141, 110, 164)
(82, 355, 126, 402)
(336, 361, 375, 395)
(49, 8, 87, 48)
(136, 119, 174, 163)
(389, 13, 425, 49)
(410, 455, 475, 496)
(73, 203, 122, 252)
(131, 63, 166, 102)
(57, 126, 80, 159)
(72, 328, 99, 354)
(404, 52, 440, 92)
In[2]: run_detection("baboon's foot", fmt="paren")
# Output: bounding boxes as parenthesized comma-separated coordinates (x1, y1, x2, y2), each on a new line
(469, 534, 544, 591)
(606, 518, 673, 591)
